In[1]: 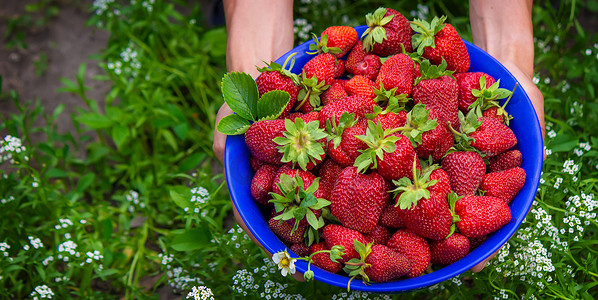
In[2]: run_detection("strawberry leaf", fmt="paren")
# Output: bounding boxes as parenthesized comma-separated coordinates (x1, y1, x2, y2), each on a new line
(305, 209, 319, 230)
(216, 114, 251, 135)
(257, 90, 291, 121)
(221, 72, 258, 121)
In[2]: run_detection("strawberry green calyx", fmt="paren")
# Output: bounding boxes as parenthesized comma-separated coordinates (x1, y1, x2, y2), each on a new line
(300, 245, 345, 281)
(257, 52, 298, 79)
(217, 72, 291, 135)
(411, 15, 447, 55)
(362, 7, 395, 52)
(354, 120, 401, 173)
(343, 240, 374, 290)
(307, 33, 343, 56)
(295, 72, 330, 111)
(391, 156, 439, 210)
(326, 112, 358, 149)
(373, 84, 410, 108)
(447, 108, 482, 153)
(414, 58, 455, 85)
(447, 191, 463, 238)
(270, 173, 331, 235)
(473, 81, 518, 125)
(274, 118, 328, 171)
(397, 103, 438, 147)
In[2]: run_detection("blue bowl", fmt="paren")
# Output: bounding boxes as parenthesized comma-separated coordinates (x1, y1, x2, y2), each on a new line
(224, 25, 543, 292)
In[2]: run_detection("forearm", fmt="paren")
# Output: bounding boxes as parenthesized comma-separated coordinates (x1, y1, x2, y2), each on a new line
(469, 0, 535, 78)
(223, 0, 295, 78)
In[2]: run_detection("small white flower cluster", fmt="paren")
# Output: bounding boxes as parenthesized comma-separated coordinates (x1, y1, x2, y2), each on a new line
(232, 263, 307, 299)
(584, 43, 598, 60)
(84, 250, 103, 265)
(493, 289, 511, 300)
(30, 285, 54, 299)
(573, 141, 592, 157)
(186, 286, 215, 300)
(42, 256, 54, 266)
(91, 0, 115, 15)
(562, 160, 580, 175)
(142, 0, 155, 12)
(125, 190, 145, 213)
(185, 187, 211, 217)
(0, 135, 27, 164)
(1, 196, 15, 204)
(332, 291, 392, 300)
(107, 44, 142, 79)
(569, 101, 584, 117)
(57, 240, 79, 262)
(560, 79, 571, 93)
(222, 225, 251, 253)
(54, 218, 74, 230)
(410, 4, 429, 20)
(166, 266, 203, 292)
(534, 37, 551, 54)
(563, 193, 597, 241)
(27, 236, 44, 250)
(1, 242, 11, 258)
(293, 18, 313, 41)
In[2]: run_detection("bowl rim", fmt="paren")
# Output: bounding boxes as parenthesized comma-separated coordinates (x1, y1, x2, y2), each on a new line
(224, 25, 543, 292)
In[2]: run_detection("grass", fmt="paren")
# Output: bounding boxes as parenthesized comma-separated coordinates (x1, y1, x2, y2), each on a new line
(0, 0, 597, 299)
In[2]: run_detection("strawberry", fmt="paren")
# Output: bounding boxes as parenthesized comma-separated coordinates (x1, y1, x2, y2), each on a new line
(323, 224, 368, 263)
(318, 95, 376, 129)
(250, 155, 266, 171)
(351, 54, 382, 81)
(329, 166, 390, 233)
(334, 59, 346, 78)
(411, 16, 470, 73)
(469, 117, 517, 158)
(469, 235, 488, 250)
(412, 59, 459, 127)
(256, 60, 300, 118)
(355, 120, 420, 181)
(427, 167, 451, 201)
(441, 151, 486, 196)
(290, 243, 310, 257)
(345, 75, 376, 100)
(379, 202, 405, 229)
(321, 79, 348, 106)
(295, 53, 336, 113)
(319, 26, 359, 58)
(386, 229, 431, 278)
(372, 109, 408, 131)
(430, 232, 470, 265)
(362, 7, 414, 56)
(273, 118, 328, 171)
(345, 41, 368, 74)
(453, 72, 496, 112)
(480, 167, 526, 204)
(244, 119, 286, 165)
(374, 53, 416, 96)
(325, 114, 368, 167)
(454, 195, 512, 238)
(393, 162, 453, 241)
(310, 242, 343, 273)
(345, 242, 410, 283)
(488, 149, 523, 173)
(364, 225, 393, 245)
(268, 217, 306, 244)
(316, 159, 345, 199)
(302, 52, 336, 87)
(250, 164, 278, 205)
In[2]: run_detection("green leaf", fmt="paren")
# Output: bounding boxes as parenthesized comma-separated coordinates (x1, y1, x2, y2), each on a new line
(46, 168, 68, 178)
(178, 152, 206, 173)
(171, 228, 212, 251)
(258, 90, 291, 120)
(169, 187, 190, 210)
(216, 114, 251, 135)
(305, 209, 319, 229)
(111, 124, 129, 149)
(221, 72, 258, 121)
(77, 173, 95, 193)
(75, 113, 112, 129)
(160, 129, 178, 152)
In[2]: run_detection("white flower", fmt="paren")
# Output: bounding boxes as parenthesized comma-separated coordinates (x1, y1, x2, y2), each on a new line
(272, 249, 296, 277)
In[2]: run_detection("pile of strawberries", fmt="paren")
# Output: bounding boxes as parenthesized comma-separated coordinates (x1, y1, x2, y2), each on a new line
(221, 7, 528, 284)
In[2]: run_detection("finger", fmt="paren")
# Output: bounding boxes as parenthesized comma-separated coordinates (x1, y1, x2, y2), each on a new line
(470, 248, 500, 273)
(213, 103, 234, 164)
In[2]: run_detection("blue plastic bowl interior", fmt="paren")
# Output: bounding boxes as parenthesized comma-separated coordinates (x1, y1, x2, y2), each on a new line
(224, 25, 543, 293)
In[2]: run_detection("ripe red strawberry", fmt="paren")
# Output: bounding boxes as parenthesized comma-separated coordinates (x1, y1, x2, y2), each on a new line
(453, 72, 496, 112)
(250, 164, 278, 204)
(271, 164, 323, 198)
(345, 75, 376, 100)
(441, 151, 485, 196)
(469, 235, 488, 250)
(323, 224, 368, 263)
(379, 202, 405, 228)
(346, 41, 368, 74)
(362, 7, 414, 56)
(326, 115, 368, 167)
(303, 52, 336, 87)
(481, 167, 526, 204)
(310, 242, 343, 273)
(351, 54, 382, 81)
(411, 16, 470, 73)
(274, 118, 328, 171)
(427, 167, 451, 201)
(316, 159, 344, 199)
(386, 229, 431, 278)
(268, 217, 306, 244)
(296, 53, 337, 113)
(320, 26, 359, 58)
(355, 121, 420, 181)
(373, 110, 408, 131)
(454, 195, 512, 238)
(469, 117, 517, 157)
(255, 59, 300, 116)
(318, 95, 376, 129)
(488, 149, 523, 173)
(365, 225, 393, 245)
(412, 60, 459, 127)
(374, 53, 415, 96)
(482, 106, 510, 124)
(244, 119, 286, 165)
(250, 155, 266, 171)
(329, 166, 390, 233)
(321, 79, 348, 106)
(363, 244, 411, 282)
(430, 232, 470, 265)
(290, 243, 310, 257)
(334, 59, 346, 78)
